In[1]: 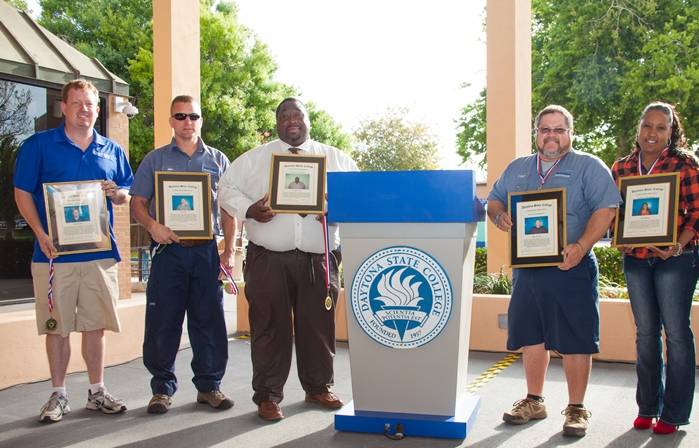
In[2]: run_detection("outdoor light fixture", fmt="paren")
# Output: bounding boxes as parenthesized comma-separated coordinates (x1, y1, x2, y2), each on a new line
(114, 96, 139, 118)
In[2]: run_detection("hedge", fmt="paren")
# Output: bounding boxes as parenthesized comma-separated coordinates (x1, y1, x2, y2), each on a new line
(473, 246, 626, 295)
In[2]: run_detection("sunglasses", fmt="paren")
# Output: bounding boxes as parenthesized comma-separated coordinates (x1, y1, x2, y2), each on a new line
(172, 113, 201, 121)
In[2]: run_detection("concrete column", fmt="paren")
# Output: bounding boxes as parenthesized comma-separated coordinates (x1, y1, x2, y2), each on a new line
(485, 0, 532, 274)
(152, 0, 201, 148)
(107, 95, 131, 300)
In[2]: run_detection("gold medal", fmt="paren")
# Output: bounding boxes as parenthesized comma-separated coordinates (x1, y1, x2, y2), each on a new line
(224, 282, 234, 295)
(324, 296, 332, 311)
(46, 318, 57, 331)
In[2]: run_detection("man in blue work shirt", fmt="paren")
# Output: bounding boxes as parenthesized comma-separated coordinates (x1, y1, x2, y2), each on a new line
(130, 95, 236, 414)
(14, 79, 133, 423)
(488, 105, 621, 437)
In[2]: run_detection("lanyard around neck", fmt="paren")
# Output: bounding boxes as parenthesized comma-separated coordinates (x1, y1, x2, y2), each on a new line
(638, 147, 668, 176)
(537, 153, 562, 189)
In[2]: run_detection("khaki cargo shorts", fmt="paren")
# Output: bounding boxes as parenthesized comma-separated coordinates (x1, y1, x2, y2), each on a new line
(32, 259, 121, 337)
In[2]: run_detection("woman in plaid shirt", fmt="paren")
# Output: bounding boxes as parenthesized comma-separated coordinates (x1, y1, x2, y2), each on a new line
(611, 102, 699, 435)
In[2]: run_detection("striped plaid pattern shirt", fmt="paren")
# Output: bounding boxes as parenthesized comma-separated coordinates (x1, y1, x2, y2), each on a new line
(611, 148, 699, 259)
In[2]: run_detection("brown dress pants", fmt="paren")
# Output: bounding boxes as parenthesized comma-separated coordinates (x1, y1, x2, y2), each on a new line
(244, 242, 339, 404)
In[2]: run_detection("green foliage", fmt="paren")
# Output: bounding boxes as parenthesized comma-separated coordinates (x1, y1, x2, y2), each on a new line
(352, 108, 440, 171)
(456, 0, 699, 167)
(38, 0, 348, 168)
(473, 269, 513, 295)
(307, 102, 352, 152)
(474, 247, 487, 275)
(455, 89, 486, 168)
(593, 245, 625, 287)
(6, 0, 28, 10)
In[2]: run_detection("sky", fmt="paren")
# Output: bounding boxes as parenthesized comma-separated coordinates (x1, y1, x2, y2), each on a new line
(25, 0, 488, 169)
(234, 0, 487, 168)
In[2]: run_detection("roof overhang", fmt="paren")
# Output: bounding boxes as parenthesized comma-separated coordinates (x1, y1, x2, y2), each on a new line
(0, 0, 129, 96)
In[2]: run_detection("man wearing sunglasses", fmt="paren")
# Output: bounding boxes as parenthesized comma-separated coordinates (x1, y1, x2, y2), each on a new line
(218, 98, 358, 422)
(130, 95, 236, 414)
(487, 105, 620, 437)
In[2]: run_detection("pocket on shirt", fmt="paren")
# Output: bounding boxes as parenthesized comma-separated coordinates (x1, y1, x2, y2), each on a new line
(548, 171, 573, 189)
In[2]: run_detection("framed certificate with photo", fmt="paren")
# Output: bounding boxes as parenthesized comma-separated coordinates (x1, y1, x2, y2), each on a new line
(269, 153, 326, 214)
(508, 188, 567, 268)
(154, 171, 213, 239)
(613, 172, 679, 248)
(43, 180, 111, 255)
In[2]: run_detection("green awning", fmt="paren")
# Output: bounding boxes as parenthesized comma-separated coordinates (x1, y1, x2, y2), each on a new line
(0, 0, 128, 95)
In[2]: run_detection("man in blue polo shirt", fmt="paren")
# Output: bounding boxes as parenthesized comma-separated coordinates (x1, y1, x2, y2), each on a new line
(14, 79, 133, 423)
(488, 105, 621, 438)
(130, 95, 235, 414)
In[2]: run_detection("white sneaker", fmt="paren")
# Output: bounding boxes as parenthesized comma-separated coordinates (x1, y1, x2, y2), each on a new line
(86, 389, 126, 414)
(39, 392, 70, 423)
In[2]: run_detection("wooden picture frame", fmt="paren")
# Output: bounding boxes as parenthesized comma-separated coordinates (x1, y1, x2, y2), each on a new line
(269, 153, 326, 214)
(613, 172, 680, 248)
(155, 171, 213, 240)
(508, 188, 567, 268)
(43, 180, 111, 255)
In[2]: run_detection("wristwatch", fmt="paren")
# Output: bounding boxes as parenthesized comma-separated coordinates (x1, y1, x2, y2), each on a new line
(672, 242, 684, 257)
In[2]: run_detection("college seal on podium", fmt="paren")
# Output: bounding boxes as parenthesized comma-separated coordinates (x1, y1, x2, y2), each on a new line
(351, 246, 452, 349)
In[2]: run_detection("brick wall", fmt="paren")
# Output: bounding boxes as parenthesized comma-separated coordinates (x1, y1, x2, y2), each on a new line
(107, 96, 132, 300)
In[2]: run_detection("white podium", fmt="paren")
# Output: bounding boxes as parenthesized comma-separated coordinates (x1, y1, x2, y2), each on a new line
(328, 170, 484, 439)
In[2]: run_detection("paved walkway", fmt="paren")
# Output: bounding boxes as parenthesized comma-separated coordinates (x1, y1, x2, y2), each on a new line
(0, 339, 697, 447)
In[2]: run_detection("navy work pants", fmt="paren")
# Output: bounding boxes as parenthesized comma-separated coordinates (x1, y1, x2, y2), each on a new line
(143, 241, 227, 396)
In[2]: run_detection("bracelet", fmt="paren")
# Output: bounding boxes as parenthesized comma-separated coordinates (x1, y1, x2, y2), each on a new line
(672, 242, 684, 257)
(494, 212, 505, 226)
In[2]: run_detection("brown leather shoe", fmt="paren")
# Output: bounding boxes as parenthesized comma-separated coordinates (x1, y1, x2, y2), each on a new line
(305, 392, 343, 409)
(258, 401, 283, 421)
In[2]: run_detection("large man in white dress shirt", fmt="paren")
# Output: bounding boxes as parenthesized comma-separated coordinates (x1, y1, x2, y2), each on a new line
(218, 98, 358, 421)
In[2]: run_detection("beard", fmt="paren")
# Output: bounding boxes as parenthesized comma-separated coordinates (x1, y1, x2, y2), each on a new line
(538, 140, 571, 160)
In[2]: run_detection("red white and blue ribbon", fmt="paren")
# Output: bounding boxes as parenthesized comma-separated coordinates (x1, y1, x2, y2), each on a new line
(47, 258, 55, 313)
(321, 215, 332, 310)
(219, 262, 239, 295)
(536, 153, 562, 189)
(638, 147, 668, 176)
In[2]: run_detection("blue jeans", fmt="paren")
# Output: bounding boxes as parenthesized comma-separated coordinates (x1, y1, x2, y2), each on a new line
(624, 251, 698, 425)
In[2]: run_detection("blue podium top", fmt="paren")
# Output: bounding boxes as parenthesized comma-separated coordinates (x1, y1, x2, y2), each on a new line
(328, 170, 484, 223)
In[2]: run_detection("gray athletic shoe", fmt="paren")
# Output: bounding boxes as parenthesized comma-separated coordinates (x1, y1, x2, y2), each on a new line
(39, 392, 70, 423)
(86, 389, 126, 414)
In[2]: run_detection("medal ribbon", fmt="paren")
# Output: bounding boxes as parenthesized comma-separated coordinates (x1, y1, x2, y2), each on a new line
(537, 153, 562, 188)
(47, 258, 54, 314)
(321, 215, 331, 302)
(219, 262, 239, 295)
(638, 147, 668, 176)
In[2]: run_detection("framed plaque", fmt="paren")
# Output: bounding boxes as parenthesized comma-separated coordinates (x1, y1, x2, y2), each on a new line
(43, 180, 111, 255)
(508, 188, 566, 268)
(269, 153, 326, 214)
(613, 172, 679, 248)
(155, 171, 213, 239)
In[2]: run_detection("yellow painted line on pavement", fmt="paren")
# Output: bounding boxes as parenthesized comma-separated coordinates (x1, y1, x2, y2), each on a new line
(467, 353, 520, 393)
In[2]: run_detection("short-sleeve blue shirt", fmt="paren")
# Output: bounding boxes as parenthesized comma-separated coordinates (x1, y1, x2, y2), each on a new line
(130, 138, 230, 236)
(488, 149, 621, 245)
(13, 124, 134, 263)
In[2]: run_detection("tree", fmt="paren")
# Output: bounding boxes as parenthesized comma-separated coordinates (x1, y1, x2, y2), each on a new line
(455, 89, 486, 168)
(352, 109, 440, 171)
(456, 0, 699, 167)
(6, 0, 28, 10)
(38, 0, 349, 166)
(307, 102, 352, 152)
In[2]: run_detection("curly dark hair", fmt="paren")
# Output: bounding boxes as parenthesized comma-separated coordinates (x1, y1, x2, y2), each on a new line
(635, 101, 692, 159)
